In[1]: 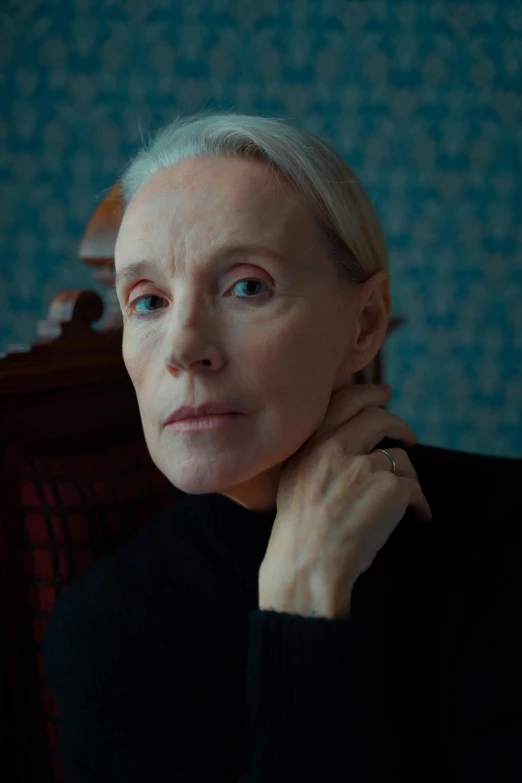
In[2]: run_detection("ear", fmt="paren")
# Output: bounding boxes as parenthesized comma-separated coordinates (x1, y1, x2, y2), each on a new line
(335, 272, 391, 387)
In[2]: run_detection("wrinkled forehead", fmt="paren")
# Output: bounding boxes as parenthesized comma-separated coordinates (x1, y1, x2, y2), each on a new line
(116, 156, 320, 256)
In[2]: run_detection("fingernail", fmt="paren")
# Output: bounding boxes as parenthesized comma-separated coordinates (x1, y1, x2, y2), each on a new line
(380, 384, 392, 394)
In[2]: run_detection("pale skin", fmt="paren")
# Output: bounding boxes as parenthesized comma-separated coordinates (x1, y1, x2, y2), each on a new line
(114, 155, 392, 516)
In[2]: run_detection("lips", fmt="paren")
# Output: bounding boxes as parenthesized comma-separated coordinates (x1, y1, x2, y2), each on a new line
(163, 401, 243, 426)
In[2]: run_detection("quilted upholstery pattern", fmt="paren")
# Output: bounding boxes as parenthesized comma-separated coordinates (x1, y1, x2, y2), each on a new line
(11, 439, 180, 782)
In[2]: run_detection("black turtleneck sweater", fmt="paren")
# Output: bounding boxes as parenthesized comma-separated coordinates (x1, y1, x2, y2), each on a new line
(42, 442, 522, 782)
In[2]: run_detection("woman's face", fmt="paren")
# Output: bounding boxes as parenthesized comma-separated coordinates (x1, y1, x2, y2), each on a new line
(114, 156, 389, 511)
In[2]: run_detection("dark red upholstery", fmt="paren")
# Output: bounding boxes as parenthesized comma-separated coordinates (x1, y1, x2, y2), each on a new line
(1, 436, 181, 783)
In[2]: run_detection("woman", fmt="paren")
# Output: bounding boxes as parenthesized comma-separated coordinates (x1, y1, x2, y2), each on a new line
(43, 113, 521, 781)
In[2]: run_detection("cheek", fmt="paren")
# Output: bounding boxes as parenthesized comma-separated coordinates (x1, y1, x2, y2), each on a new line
(122, 334, 152, 391)
(255, 317, 342, 444)
(258, 339, 335, 435)
(259, 316, 339, 392)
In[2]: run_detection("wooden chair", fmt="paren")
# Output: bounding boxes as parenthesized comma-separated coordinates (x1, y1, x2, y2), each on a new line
(0, 183, 406, 783)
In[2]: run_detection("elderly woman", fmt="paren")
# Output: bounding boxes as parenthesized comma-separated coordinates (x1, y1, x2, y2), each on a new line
(43, 113, 521, 782)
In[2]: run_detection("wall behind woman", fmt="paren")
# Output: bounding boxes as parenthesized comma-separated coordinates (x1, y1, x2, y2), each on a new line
(1, 0, 521, 456)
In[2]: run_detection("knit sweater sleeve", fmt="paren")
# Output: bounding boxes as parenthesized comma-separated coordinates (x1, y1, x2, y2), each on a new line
(236, 609, 400, 782)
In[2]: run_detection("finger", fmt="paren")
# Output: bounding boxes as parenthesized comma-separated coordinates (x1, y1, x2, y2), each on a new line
(319, 384, 392, 436)
(396, 475, 433, 522)
(355, 407, 419, 451)
(369, 447, 419, 482)
(368, 449, 432, 522)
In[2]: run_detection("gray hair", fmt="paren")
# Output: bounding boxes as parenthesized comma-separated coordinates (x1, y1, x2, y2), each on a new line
(119, 112, 388, 286)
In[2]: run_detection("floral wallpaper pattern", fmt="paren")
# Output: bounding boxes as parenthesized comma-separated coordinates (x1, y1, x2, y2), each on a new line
(1, 0, 521, 456)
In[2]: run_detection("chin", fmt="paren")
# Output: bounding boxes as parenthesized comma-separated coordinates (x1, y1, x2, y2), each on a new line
(146, 428, 289, 496)
(151, 453, 256, 495)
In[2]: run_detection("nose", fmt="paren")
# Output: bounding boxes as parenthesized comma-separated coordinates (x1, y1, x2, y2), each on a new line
(162, 294, 226, 374)
(164, 330, 222, 375)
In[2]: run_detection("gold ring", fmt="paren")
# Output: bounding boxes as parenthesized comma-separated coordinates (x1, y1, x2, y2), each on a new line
(373, 448, 396, 474)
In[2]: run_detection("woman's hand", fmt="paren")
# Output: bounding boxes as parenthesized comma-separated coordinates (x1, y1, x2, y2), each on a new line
(258, 383, 433, 620)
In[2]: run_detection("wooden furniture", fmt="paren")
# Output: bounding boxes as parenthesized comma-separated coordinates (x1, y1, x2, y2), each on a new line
(0, 183, 406, 783)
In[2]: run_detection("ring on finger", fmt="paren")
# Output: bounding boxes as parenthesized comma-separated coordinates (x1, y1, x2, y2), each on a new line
(372, 448, 396, 475)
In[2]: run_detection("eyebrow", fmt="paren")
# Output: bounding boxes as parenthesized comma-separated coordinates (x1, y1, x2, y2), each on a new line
(114, 243, 284, 293)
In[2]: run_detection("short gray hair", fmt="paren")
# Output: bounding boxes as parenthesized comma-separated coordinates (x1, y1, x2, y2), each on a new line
(119, 112, 388, 285)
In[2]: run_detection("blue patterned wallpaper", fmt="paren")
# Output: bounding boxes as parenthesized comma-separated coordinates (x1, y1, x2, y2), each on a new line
(1, 0, 521, 456)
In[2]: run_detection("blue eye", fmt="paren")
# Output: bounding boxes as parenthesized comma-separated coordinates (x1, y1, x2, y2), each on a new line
(230, 279, 268, 298)
(128, 278, 269, 320)
(130, 294, 164, 318)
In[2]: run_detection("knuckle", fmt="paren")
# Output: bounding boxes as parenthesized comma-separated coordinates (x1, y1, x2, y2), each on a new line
(394, 448, 418, 477)
(406, 458, 419, 480)
(349, 458, 387, 493)
(358, 405, 388, 425)
(375, 471, 398, 494)
(357, 453, 375, 473)
(347, 454, 371, 480)
(329, 434, 346, 454)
